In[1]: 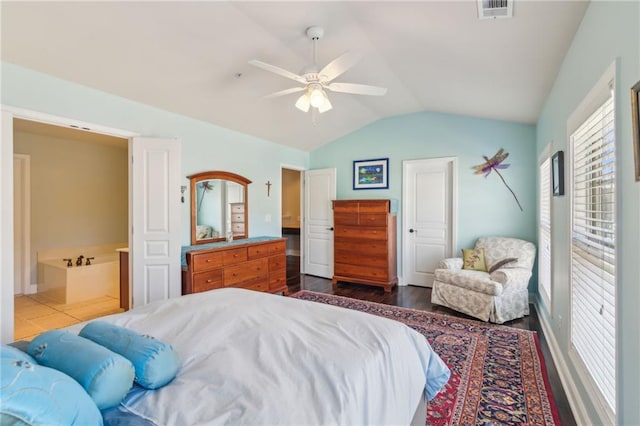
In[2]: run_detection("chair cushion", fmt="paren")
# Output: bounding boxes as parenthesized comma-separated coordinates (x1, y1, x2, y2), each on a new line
(475, 237, 536, 271)
(461, 248, 487, 271)
(434, 268, 503, 296)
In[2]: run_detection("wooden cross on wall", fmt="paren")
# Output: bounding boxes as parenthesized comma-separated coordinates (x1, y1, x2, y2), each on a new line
(266, 181, 272, 197)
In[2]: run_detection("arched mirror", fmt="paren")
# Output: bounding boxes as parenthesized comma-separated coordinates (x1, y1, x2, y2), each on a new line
(188, 171, 251, 245)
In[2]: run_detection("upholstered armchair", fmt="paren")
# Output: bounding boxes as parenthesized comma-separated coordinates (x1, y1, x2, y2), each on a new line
(431, 237, 536, 324)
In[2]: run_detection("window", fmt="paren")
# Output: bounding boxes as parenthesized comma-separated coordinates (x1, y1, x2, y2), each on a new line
(538, 153, 551, 307)
(569, 72, 616, 419)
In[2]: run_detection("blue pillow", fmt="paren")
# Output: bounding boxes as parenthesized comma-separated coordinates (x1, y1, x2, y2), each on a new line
(26, 330, 135, 410)
(80, 321, 180, 389)
(0, 344, 103, 425)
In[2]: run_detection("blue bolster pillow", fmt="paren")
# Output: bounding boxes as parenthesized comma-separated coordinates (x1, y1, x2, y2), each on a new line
(26, 330, 134, 410)
(1, 344, 103, 425)
(80, 321, 180, 389)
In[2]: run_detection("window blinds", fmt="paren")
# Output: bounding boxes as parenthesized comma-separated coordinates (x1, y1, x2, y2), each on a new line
(538, 157, 551, 304)
(570, 94, 616, 412)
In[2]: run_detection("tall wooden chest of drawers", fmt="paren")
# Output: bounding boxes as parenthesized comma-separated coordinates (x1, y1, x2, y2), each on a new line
(182, 238, 288, 296)
(332, 199, 398, 292)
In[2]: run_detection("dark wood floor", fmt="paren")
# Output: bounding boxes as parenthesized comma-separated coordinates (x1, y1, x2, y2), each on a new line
(286, 256, 575, 425)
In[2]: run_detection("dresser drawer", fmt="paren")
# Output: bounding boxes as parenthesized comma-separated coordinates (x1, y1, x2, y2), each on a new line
(231, 223, 245, 235)
(333, 239, 388, 254)
(334, 263, 389, 281)
(269, 255, 286, 271)
(224, 258, 268, 286)
(248, 244, 269, 259)
(334, 213, 358, 226)
(223, 247, 247, 265)
(334, 250, 389, 268)
(243, 280, 269, 293)
(332, 201, 359, 213)
(334, 226, 388, 240)
(231, 213, 244, 222)
(192, 269, 223, 293)
(267, 241, 286, 256)
(231, 203, 245, 213)
(269, 269, 286, 290)
(192, 251, 224, 272)
(357, 200, 389, 214)
(358, 214, 387, 226)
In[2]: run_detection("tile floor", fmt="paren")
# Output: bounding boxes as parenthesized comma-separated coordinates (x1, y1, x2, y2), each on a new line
(14, 293, 123, 341)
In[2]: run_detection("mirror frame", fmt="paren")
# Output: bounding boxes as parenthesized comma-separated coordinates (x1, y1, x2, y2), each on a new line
(187, 171, 252, 245)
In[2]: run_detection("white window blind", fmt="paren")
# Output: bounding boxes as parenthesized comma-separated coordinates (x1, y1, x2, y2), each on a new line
(538, 157, 551, 305)
(570, 93, 616, 413)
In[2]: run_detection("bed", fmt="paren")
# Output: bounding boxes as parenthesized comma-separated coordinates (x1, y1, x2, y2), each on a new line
(20, 288, 450, 425)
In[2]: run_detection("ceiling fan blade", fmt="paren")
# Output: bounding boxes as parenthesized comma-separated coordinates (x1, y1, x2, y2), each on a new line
(326, 82, 387, 96)
(295, 93, 310, 112)
(249, 60, 307, 84)
(263, 87, 305, 99)
(319, 52, 363, 82)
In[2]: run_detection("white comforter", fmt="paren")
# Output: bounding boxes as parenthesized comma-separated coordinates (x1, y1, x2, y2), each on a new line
(83, 289, 450, 425)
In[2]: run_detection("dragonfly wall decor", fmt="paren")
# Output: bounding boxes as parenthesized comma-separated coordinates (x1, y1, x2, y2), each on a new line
(472, 148, 523, 211)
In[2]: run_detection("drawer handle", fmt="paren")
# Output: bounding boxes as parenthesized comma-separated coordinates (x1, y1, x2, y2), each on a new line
(206, 259, 211, 263)
(232, 273, 237, 277)
(206, 279, 212, 283)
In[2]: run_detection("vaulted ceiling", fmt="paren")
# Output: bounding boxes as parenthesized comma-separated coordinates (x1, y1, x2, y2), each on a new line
(1, 1, 589, 151)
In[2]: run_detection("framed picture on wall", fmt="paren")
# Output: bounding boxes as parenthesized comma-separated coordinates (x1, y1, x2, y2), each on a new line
(353, 158, 389, 190)
(631, 80, 640, 181)
(552, 150, 564, 196)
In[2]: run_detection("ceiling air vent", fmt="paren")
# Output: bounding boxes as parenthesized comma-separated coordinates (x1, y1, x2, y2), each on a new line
(477, 0, 513, 19)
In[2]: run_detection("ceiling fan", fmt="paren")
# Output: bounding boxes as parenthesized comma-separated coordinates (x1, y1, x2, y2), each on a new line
(249, 26, 387, 113)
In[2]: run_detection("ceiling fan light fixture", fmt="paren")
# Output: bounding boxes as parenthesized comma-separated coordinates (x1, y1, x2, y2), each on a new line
(309, 86, 326, 108)
(318, 96, 332, 113)
(295, 93, 310, 112)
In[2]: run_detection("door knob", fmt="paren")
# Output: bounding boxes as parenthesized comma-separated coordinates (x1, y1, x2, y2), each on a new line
(409, 228, 415, 233)
(327, 227, 334, 231)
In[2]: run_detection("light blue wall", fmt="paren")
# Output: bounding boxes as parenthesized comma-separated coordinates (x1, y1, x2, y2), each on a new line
(1, 62, 309, 244)
(310, 111, 537, 280)
(535, 1, 639, 424)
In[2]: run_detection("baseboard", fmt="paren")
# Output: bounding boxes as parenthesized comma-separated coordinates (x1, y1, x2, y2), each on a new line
(536, 302, 589, 425)
(26, 283, 37, 295)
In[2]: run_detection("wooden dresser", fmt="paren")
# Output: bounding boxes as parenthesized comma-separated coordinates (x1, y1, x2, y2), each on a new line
(332, 199, 398, 292)
(182, 237, 288, 296)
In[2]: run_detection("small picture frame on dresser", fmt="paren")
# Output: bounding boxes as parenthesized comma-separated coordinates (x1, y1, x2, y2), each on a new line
(353, 158, 389, 190)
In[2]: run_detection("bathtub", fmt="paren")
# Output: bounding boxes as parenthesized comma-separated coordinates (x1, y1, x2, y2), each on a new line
(38, 254, 119, 304)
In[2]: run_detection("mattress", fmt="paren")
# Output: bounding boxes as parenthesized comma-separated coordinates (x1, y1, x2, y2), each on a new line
(68, 288, 450, 425)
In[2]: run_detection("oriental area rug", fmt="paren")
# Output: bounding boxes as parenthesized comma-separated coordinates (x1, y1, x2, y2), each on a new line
(290, 290, 560, 426)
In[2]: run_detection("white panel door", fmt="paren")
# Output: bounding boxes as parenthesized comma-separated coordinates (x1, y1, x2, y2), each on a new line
(303, 168, 336, 278)
(403, 158, 456, 287)
(131, 137, 181, 307)
(13, 154, 30, 295)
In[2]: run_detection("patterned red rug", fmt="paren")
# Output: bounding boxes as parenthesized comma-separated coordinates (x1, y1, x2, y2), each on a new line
(290, 290, 560, 426)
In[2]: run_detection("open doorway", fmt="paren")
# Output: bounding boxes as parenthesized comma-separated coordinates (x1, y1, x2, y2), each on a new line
(12, 118, 128, 341)
(281, 167, 301, 286)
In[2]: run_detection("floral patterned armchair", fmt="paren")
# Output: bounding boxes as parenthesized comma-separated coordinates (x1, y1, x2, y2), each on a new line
(431, 237, 536, 323)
